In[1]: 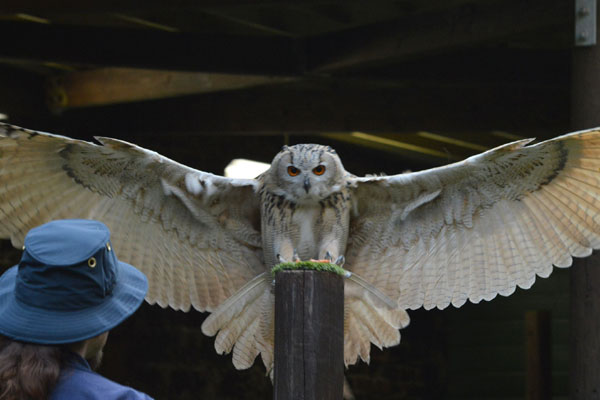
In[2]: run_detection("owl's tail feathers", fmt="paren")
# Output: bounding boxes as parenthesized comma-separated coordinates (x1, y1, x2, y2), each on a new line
(201, 272, 275, 372)
(346, 272, 398, 309)
(343, 273, 410, 366)
(201, 270, 410, 372)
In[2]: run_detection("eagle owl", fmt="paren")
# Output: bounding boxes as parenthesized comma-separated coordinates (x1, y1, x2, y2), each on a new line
(259, 144, 351, 267)
(1, 123, 600, 374)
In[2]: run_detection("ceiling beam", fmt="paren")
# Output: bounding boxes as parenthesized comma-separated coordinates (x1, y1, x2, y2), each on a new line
(0, 21, 304, 75)
(308, 0, 571, 72)
(0, 0, 329, 13)
(14, 79, 567, 139)
(323, 132, 463, 165)
(46, 68, 296, 110)
(0, 0, 571, 75)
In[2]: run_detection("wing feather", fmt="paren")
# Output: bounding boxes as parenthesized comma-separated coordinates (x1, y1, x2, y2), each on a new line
(201, 273, 274, 371)
(233, 317, 261, 369)
(487, 214, 507, 297)
(450, 222, 471, 307)
(531, 191, 590, 257)
(487, 206, 514, 296)
(0, 123, 264, 313)
(545, 186, 600, 248)
(344, 311, 362, 366)
(347, 128, 600, 310)
(469, 224, 488, 303)
(553, 180, 600, 239)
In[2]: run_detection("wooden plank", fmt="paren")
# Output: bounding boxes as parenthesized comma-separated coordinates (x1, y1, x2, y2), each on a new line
(323, 132, 464, 165)
(47, 68, 296, 110)
(274, 271, 305, 398)
(0, 0, 332, 13)
(308, 0, 570, 71)
(274, 270, 344, 400)
(0, 21, 302, 75)
(24, 79, 568, 139)
(525, 310, 552, 400)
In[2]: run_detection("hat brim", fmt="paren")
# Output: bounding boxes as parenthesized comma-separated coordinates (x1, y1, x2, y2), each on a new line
(0, 261, 148, 344)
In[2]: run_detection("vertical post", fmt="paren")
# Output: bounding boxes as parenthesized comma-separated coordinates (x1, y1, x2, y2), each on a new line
(273, 270, 344, 400)
(525, 310, 552, 400)
(571, 3, 600, 396)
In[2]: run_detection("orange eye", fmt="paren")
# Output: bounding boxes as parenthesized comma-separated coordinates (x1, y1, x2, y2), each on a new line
(287, 166, 300, 176)
(313, 165, 326, 175)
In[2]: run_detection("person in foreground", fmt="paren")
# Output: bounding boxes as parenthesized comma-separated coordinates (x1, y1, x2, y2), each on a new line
(0, 219, 153, 400)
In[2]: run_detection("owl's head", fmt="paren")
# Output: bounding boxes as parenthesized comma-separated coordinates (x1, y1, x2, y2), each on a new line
(263, 144, 347, 202)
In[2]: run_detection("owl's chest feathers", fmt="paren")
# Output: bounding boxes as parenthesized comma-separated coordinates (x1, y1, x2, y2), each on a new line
(260, 189, 351, 263)
(289, 205, 320, 258)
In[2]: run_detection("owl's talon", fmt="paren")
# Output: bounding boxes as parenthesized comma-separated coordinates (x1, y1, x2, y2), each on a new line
(292, 249, 301, 263)
(335, 255, 345, 267)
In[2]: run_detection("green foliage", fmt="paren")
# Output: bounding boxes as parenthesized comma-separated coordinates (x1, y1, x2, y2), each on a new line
(271, 261, 347, 277)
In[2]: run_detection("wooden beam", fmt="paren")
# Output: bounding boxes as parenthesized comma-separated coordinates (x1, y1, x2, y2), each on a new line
(200, 9, 295, 37)
(0, 21, 303, 75)
(308, 0, 570, 71)
(47, 68, 296, 110)
(525, 310, 552, 400)
(24, 79, 568, 139)
(323, 130, 524, 165)
(323, 132, 463, 165)
(0, 0, 326, 13)
(274, 270, 344, 400)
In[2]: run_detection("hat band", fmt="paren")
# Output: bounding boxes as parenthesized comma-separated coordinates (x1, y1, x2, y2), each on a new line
(13, 242, 119, 311)
(15, 276, 114, 310)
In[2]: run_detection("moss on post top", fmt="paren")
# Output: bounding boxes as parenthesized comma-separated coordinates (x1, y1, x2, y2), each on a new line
(271, 261, 348, 278)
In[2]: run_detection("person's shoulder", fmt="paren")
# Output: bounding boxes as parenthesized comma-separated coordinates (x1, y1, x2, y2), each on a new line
(51, 367, 153, 400)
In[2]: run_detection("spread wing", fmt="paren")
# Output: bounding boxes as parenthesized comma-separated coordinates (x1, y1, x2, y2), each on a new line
(0, 123, 264, 312)
(346, 128, 600, 310)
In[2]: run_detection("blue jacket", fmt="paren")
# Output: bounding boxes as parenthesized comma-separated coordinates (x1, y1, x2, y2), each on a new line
(50, 353, 153, 400)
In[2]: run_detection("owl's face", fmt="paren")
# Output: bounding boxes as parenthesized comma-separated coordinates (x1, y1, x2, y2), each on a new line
(264, 144, 347, 203)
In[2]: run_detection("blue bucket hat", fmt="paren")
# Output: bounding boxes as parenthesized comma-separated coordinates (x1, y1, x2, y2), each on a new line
(0, 219, 148, 344)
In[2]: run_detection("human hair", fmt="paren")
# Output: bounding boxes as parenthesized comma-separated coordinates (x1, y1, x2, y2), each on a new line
(0, 335, 64, 400)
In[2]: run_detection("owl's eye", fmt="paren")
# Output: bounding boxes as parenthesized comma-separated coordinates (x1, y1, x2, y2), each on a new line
(287, 166, 300, 176)
(313, 165, 326, 175)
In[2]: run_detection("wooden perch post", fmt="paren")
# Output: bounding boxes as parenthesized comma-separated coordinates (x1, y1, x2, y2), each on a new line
(274, 270, 344, 400)
(525, 310, 552, 400)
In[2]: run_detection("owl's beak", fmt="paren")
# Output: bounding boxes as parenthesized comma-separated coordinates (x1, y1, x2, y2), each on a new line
(303, 176, 311, 193)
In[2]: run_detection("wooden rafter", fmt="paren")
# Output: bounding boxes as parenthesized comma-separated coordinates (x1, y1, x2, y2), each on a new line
(307, 0, 571, 72)
(0, 21, 303, 75)
(0, 0, 571, 75)
(15, 79, 567, 140)
(46, 68, 296, 110)
(0, 0, 321, 13)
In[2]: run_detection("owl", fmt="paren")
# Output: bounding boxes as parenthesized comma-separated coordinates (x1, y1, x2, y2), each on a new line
(1, 122, 600, 374)
(259, 144, 352, 267)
